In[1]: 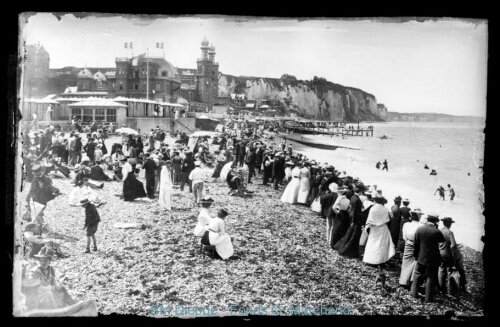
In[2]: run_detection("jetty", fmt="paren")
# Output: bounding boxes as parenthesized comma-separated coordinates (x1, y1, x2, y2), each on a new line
(283, 134, 361, 151)
(283, 121, 374, 137)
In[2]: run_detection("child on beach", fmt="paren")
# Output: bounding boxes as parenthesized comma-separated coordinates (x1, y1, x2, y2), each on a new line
(81, 198, 101, 253)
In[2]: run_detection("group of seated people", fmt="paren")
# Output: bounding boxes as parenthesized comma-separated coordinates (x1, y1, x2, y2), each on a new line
(193, 197, 235, 260)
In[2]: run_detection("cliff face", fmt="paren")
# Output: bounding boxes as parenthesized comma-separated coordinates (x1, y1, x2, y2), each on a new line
(377, 104, 388, 121)
(218, 74, 386, 122)
(387, 112, 485, 124)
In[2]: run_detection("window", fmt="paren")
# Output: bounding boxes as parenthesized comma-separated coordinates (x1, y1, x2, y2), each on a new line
(161, 71, 167, 77)
(95, 108, 105, 121)
(119, 82, 123, 91)
(134, 70, 139, 78)
(198, 66, 202, 74)
(83, 108, 93, 122)
(143, 82, 146, 90)
(112, 83, 115, 90)
(142, 69, 147, 75)
(72, 108, 82, 120)
(134, 84, 139, 90)
(106, 109, 116, 122)
(156, 84, 161, 91)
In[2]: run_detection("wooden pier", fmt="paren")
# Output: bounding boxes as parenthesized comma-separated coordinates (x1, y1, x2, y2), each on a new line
(287, 126, 374, 137)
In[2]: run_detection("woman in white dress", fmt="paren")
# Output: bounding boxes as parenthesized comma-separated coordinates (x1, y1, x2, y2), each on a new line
(68, 179, 103, 206)
(193, 198, 214, 236)
(281, 163, 301, 204)
(297, 163, 311, 204)
(363, 193, 396, 265)
(205, 209, 234, 260)
(159, 164, 173, 211)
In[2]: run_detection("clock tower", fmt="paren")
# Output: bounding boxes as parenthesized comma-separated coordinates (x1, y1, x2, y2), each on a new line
(196, 37, 219, 104)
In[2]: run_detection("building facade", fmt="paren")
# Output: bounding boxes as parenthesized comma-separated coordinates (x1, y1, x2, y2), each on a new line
(107, 54, 182, 103)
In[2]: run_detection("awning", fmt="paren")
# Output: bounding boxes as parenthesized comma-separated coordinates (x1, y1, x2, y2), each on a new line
(245, 103, 255, 108)
(24, 98, 60, 104)
(68, 99, 128, 107)
(197, 114, 209, 119)
(259, 105, 270, 109)
(113, 97, 160, 105)
(160, 103, 185, 108)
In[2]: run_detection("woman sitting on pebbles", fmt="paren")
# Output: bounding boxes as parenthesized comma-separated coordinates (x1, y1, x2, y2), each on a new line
(201, 208, 234, 260)
(194, 198, 215, 236)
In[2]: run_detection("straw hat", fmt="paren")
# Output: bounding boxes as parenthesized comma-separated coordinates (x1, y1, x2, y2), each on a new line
(34, 245, 56, 259)
(194, 161, 202, 167)
(80, 198, 91, 206)
(426, 212, 440, 222)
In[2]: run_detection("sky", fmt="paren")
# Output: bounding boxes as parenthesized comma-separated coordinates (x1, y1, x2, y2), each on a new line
(20, 13, 488, 117)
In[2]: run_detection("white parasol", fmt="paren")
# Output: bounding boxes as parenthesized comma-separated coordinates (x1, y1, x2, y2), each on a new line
(115, 127, 139, 136)
(220, 161, 234, 181)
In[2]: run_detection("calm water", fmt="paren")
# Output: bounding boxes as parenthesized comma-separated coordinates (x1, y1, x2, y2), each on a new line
(287, 121, 485, 251)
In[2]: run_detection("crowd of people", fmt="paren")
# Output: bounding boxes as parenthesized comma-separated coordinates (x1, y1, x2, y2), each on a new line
(20, 118, 472, 312)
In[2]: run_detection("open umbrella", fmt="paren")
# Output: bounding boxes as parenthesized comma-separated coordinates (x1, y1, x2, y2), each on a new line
(115, 127, 139, 136)
(220, 161, 234, 181)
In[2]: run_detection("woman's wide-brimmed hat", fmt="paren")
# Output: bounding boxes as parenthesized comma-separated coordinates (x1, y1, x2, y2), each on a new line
(329, 183, 338, 193)
(118, 155, 127, 162)
(411, 207, 424, 215)
(403, 198, 410, 203)
(337, 186, 346, 194)
(285, 161, 294, 166)
(194, 161, 202, 167)
(32, 164, 42, 172)
(34, 245, 56, 259)
(80, 198, 91, 206)
(373, 193, 386, 202)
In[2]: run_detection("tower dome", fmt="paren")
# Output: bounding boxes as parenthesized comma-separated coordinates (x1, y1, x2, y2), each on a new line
(208, 43, 216, 53)
(201, 36, 209, 48)
(77, 68, 93, 79)
(94, 71, 106, 82)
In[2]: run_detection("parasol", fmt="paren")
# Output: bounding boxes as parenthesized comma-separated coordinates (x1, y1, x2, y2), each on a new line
(115, 127, 139, 136)
(220, 161, 234, 181)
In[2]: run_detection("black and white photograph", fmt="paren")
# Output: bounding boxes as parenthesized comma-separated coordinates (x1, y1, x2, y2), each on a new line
(11, 13, 487, 318)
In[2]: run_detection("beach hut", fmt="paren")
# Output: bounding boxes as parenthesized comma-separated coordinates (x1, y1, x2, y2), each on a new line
(187, 131, 222, 152)
(195, 115, 220, 131)
(68, 99, 128, 126)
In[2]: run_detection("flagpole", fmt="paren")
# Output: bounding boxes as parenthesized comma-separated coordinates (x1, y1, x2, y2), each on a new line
(146, 48, 149, 100)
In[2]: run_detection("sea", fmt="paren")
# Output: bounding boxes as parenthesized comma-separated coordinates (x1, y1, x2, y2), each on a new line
(282, 121, 486, 252)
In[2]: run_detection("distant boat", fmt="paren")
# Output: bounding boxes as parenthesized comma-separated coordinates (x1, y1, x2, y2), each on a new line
(283, 134, 360, 151)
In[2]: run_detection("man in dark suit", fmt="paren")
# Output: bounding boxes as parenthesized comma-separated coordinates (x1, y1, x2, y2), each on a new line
(390, 196, 402, 248)
(411, 213, 446, 302)
(272, 152, 285, 190)
(142, 153, 157, 199)
(397, 198, 412, 252)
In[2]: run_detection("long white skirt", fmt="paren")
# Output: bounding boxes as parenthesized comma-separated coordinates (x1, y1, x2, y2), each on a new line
(68, 187, 84, 206)
(362, 224, 396, 265)
(280, 177, 301, 204)
(297, 177, 310, 204)
(209, 231, 234, 259)
(193, 223, 206, 237)
(310, 196, 321, 213)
